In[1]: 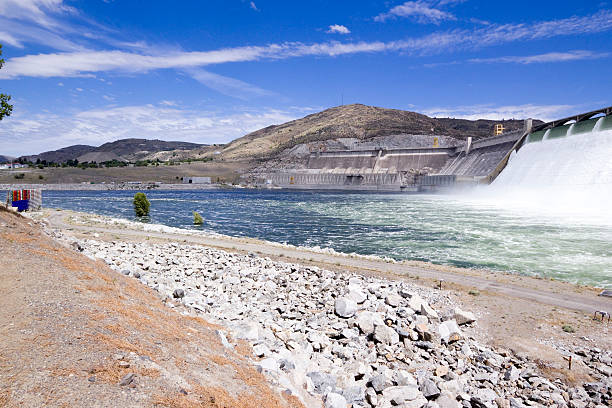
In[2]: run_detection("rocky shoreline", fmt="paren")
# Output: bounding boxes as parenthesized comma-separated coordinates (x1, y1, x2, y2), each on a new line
(55, 234, 610, 408)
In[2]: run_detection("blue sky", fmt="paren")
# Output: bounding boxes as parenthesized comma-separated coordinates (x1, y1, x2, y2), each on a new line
(0, 0, 611, 156)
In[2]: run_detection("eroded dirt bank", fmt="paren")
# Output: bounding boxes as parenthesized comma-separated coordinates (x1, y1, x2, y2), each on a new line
(0, 208, 303, 408)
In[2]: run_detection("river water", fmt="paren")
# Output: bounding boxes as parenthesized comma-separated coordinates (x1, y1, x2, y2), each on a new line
(42, 189, 612, 289)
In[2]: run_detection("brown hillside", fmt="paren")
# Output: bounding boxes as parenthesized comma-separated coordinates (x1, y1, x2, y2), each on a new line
(220, 104, 533, 160)
(221, 104, 447, 160)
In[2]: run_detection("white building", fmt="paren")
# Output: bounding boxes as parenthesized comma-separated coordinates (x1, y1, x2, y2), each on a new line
(182, 176, 212, 184)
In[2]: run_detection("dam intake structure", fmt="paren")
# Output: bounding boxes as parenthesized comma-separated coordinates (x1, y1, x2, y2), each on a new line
(257, 106, 612, 192)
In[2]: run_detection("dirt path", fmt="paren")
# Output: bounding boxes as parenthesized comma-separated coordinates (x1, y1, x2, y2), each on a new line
(0, 208, 304, 408)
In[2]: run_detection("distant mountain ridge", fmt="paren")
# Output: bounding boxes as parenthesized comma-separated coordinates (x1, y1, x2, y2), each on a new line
(0, 155, 16, 163)
(22, 139, 204, 163)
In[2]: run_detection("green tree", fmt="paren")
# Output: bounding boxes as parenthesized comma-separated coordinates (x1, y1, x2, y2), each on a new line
(133, 192, 150, 217)
(0, 44, 13, 120)
(193, 211, 203, 225)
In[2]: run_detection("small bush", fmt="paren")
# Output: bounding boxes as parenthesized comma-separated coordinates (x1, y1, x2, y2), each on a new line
(562, 325, 575, 333)
(468, 289, 480, 296)
(14, 173, 25, 179)
(133, 192, 150, 217)
(38, 175, 44, 180)
(193, 211, 203, 225)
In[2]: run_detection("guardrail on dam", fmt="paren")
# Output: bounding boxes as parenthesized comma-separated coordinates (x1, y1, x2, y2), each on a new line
(259, 106, 612, 191)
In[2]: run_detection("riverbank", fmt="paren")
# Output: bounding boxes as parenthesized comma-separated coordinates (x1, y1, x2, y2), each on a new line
(21, 208, 612, 407)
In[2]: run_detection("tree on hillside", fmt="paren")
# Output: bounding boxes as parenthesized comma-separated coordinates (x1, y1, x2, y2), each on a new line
(0, 44, 13, 120)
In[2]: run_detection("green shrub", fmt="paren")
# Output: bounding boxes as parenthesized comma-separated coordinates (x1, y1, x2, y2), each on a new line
(133, 192, 150, 217)
(14, 173, 25, 179)
(38, 175, 44, 180)
(562, 324, 575, 333)
(193, 211, 203, 225)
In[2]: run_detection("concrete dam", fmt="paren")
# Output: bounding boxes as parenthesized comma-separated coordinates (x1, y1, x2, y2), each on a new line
(262, 107, 612, 191)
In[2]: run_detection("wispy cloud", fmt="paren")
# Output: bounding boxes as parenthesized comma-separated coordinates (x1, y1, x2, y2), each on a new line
(0, 0, 76, 29)
(186, 68, 274, 100)
(327, 24, 351, 35)
(249, 1, 258, 11)
(3, 10, 611, 79)
(374, 1, 456, 24)
(469, 50, 610, 64)
(422, 104, 577, 121)
(0, 105, 311, 156)
(425, 50, 610, 67)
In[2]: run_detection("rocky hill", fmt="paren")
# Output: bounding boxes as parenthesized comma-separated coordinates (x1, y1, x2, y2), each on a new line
(219, 104, 535, 161)
(0, 155, 15, 163)
(22, 139, 204, 163)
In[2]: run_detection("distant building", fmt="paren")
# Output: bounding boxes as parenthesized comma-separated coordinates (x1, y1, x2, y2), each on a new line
(0, 163, 27, 170)
(182, 176, 211, 184)
(494, 124, 505, 135)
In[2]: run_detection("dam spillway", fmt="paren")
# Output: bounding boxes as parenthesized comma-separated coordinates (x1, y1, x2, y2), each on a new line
(261, 130, 526, 191)
(493, 115, 612, 189)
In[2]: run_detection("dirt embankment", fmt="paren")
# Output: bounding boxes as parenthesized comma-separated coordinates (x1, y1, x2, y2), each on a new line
(0, 208, 304, 408)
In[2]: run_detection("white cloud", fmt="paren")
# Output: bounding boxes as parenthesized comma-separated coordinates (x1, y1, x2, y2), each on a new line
(374, 1, 456, 24)
(0, 0, 75, 29)
(249, 1, 258, 11)
(469, 50, 610, 64)
(2, 10, 611, 79)
(0, 105, 312, 156)
(0, 31, 23, 48)
(327, 24, 351, 35)
(422, 104, 577, 122)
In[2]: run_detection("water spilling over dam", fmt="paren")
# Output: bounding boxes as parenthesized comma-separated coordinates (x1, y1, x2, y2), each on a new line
(494, 115, 612, 188)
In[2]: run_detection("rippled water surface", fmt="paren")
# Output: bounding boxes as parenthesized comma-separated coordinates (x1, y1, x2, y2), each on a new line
(43, 189, 611, 288)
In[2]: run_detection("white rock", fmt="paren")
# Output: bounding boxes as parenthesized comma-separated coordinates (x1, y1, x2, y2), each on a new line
(420, 303, 439, 320)
(438, 320, 462, 343)
(347, 288, 367, 304)
(356, 311, 382, 335)
(252, 344, 270, 357)
(335, 297, 358, 318)
(325, 392, 347, 408)
(408, 294, 425, 311)
(453, 307, 476, 325)
(385, 293, 402, 307)
(382, 385, 421, 404)
(256, 357, 279, 373)
(374, 325, 399, 345)
(395, 370, 417, 386)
